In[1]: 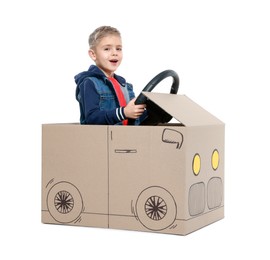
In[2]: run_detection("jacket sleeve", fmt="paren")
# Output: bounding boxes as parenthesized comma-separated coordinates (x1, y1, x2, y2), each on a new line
(80, 78, 126, 125)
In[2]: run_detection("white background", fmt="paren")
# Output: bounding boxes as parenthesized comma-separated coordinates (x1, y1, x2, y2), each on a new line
(1, 0, 269, 259)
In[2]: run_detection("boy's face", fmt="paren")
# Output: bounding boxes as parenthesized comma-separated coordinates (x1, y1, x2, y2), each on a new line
(89, 35, 123, 77)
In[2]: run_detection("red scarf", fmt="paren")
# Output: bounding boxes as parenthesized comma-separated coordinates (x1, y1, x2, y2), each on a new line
(109, 77, 128, 125)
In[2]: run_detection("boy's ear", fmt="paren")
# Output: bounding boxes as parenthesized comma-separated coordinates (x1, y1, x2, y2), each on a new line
(88, 49, 96, 61)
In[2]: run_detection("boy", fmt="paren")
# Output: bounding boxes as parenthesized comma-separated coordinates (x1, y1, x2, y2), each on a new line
(75, 26, 146, 125)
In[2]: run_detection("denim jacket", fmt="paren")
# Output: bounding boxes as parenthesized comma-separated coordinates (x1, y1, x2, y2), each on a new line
(75, 65, 136, 125)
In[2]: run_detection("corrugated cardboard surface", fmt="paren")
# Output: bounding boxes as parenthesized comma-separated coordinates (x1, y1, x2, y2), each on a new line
(42, 94, 225, 235)
(142, 92, 223, 126)
(42, 124, 109, 227)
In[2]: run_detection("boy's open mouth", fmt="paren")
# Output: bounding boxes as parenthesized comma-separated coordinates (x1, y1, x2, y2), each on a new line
(110, 59, 118, 64)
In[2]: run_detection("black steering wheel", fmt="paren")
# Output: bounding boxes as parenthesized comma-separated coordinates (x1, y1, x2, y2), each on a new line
(130, 70, 179, 125)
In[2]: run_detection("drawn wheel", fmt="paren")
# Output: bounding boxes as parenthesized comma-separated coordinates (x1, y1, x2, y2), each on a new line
(145, 195, 167, 220)
(47, 182, 83, 223)
(54, 190, 74, 214)
(136, 186, 177, 231)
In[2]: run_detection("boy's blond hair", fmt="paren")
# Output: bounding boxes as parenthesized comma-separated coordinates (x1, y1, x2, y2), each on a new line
(88, 26, 121, 49)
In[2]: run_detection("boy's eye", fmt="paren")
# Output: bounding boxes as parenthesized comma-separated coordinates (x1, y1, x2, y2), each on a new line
(103, 47, 122, 51)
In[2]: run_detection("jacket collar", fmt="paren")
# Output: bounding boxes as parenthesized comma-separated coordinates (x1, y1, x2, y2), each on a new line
(74, 64, 127, 87)
(88, 65, 126, 86)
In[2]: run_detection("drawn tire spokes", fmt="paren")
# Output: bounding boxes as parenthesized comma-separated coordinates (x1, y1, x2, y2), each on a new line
(54, 190, 74, 214)
(47, 182, 83, 223)
(145, 196, 167, 221)
(136, 186, 177, 231)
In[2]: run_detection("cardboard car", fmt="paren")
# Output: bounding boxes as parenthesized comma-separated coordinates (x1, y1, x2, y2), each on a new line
(42, 71, 225, 235)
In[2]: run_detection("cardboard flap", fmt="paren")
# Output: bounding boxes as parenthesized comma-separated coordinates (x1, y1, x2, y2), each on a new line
(142, 92, 223, 126)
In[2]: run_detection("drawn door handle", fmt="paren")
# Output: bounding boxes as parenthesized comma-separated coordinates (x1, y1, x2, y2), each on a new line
(114, 149, 137, 153)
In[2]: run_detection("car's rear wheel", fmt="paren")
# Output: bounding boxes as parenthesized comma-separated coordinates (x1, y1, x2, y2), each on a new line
(47, 181, 83, 223)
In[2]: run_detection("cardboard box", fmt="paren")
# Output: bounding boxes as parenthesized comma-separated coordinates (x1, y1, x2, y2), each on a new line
(42, 92, 225, 235)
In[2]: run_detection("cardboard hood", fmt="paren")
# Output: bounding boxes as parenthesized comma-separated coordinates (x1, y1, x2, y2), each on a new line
(142, 92, 223, 126)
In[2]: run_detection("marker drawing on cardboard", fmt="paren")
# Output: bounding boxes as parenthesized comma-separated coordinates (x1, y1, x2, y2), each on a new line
(135, 186, 177, 231)
(46, 180, 84, 224)
(162, 128, 184, 149)
(42, 70, 225, 235)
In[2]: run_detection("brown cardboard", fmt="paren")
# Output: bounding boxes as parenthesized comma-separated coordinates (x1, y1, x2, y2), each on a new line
(42, 93, 225, 235)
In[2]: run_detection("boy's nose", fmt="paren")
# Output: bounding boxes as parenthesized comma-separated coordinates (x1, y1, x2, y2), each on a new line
(112, 48, 118, 55)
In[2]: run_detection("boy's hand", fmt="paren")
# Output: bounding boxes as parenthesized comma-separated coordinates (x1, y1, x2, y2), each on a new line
(124, 98, 146, 119)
